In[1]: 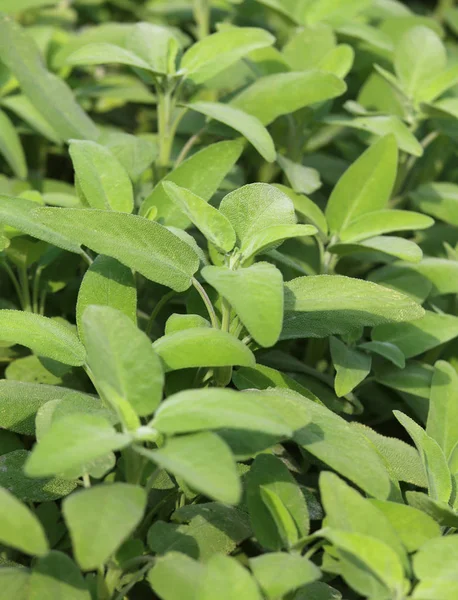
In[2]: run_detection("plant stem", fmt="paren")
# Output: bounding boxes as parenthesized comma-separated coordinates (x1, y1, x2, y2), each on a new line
(145, 291, 176, 337)
(1, 260, 24, 308)
(113, 560, 155, 600)
(194, 0, 210, 39)
(156, 85, 173, 178)
(221, 298, 231, 332)
(175, 128, 205, 167)
(82, 473, 91, 488)
(32, 267, 43, 314)
(19, 265, 31, 312)
(192, 277, 220, 328)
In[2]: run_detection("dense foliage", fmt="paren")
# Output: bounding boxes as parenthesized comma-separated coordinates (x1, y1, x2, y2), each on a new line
(0, 0, 458, 598)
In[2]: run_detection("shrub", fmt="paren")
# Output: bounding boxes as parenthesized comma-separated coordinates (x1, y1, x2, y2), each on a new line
(0, 0, 457, 598)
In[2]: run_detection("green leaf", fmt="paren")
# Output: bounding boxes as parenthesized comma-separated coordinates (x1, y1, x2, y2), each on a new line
(277, 155, 322, 195)
(427, 360, 458, 465)
(330, 337, 372, 397)
(340, 209, 433, 243)
(0, 310, 85, 366)
(33, 208, 199, 292)
(0, 487, 48, 556)
(187, 102, 275, 162)
(372, 310, 458, 358)
(414, 535, 458, 589)
(0, 16, 98, 142)
(246, 454, 310, 550)
(76, 255, 137, 344)
(83, 305, 164, 417)
(137, 431, 241, 504)
(394, 411, 452, 503)
(320, 472, 408, 566)
(282, 24, 336, 70)
(1, 94, 62, 144)
(153, 328, 255, 372)
(282, 275, 424, 339)
(242, 224, 317, 263)
(325, 114, 423, 156)
(148, 553, 205, 600)
(25, 414, 131, 477)
(181, 27, 274, 84)
(126, 23, 179, 75)
(407, 491, 458, 528)
(29, 551, 91, 600)
(330, 236, 423, 263)
(0, 450, 76, 502)
(250, 553, 320, 600)
(293, 396, 392, 498)
(152, 387, 292, 437)
(325, 135, 398, 234)
(165, 313, 210, 334)
(139, 140, 242, 225)
(202, 263, 284, 347)
(351, 423, 427, 488)
(274, 184, 328, 237)
(410, 182, 458, 227)
(0, 196, 81, 254)
(0, 108, 27, 179)
(163, 182, 236, 253)
(0, 568, 30, 600)
(63, 483, 146, 570)
(369, 500, 440, 552)
(65, 43, 152, 70)
(359, 341, 405, 368)
(69, 140, 134, 213)
(0, 380, 96, 435)
(322, 529, 408, 599)
(294, 582, 342, 600)
(219, 183, 296, 246)
(231, 71, 346, 125)
(394, 26, 447, 99)
(200, 555, 262, 600)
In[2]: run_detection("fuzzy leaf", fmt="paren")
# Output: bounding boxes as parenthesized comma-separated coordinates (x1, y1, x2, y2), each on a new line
(0, 488, 48, 556)
(29, 551, 91, 600)
(250, 553, 320, 600)
(63, 483, 146, 570)
(340, 209, 433, 243)
(330, 337, 371, 397)
(0, 108, 27, 179)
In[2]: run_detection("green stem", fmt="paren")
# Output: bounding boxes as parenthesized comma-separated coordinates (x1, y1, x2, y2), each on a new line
(145, 291, 176, 337)
(194, 0, 210, 39)
(221, 298, 231, 332)
(156, 85, 173, 177)
(113, 560, 155, 600)
(1, 260, 24, 308)
(192, 278, 220, 328)
(19, 265, 31, 312)
(175, 128, 204, 167)
(32, 267, 43, 314)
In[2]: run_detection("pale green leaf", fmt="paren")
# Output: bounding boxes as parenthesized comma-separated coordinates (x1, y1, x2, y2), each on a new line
(330, 337, 372, 397)
(274, 184, 328, 237)
(277, 155, 321, 195)
(126, 23, 180, 75)
(282, 275, 424, 339)
(187, 102, 275, 162)
(1, 94, 61, 144)
(25, 414, 131, 477)
(246, 454, 310, 550)
(65, 43, 152, 70)
(0, 568, 30, 600)
(0, 310, 85, 366)
(148, 553, 205, 600)
(410, 182, 458, 227)
(83, 306, 164, 417)
(69, 140, 134, 213)
(319, 44, 354, 78)
(0, 16, 98, 142)
(200, 555, 262, 600)
(152, 387, 292, 437)
(414, 535, 458, 584)
(395, 26, 447, 99)
(76, 255, 136, 344)
(153, 328, 255, 372)
(0, 109, 27, 179)
(0, 196, 81, 253)
(33, 208, 199, 292)
(163, 182, 236, 253)
(139, 140, 242, 226)
(369, 500, 440, 552)
(63, 483, 146, 570)
(427, 360, 458, 464)
(181, 27, 274, 84)
(330, 236, 423, 263)
(242, 224, 317, 263)
(325, 135, 398, 233)
(407, 491, 458, 528)
(137, 432, 241, 504)
(250, 553, 320, 600)
(165, 313, 210, 334)
(0, 380, 96, 435)
(231, 71, 346, 125)
(29, 551, 91, 600)
(373, 311, 458, 358)
(340, 209, 433, 242)
(282, 24, 336, 71)
(0, 487, 48, 556)
(359, 341, 405, 368)
(395, 411, 452, 503)
(202, 263, 283, 347)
